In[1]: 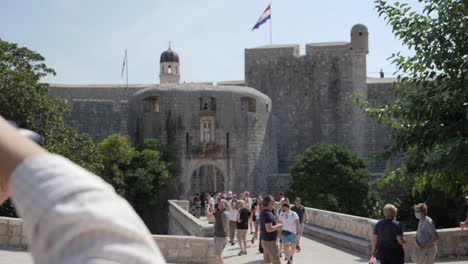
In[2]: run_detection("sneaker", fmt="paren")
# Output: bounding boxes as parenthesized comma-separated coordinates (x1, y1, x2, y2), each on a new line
(243, 251, 248, 255)
(296, 245, 301, 251)
(238, 251, 243, 256)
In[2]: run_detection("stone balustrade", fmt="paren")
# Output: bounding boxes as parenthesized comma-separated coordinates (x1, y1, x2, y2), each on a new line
(153, 235, 216, 264)
(0, 217, 27, 249)
(168, 200, 213, 237)
(403, 228, 468, 262)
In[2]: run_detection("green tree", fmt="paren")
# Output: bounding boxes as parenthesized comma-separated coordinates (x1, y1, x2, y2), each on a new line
(0, 39, 102, 216)
(0, 39, 102, 172)
(355, 0, 467, 193)
(288, 143, 373, 217)
(97, 134, 136, 195)
(97, 134, 177, 215)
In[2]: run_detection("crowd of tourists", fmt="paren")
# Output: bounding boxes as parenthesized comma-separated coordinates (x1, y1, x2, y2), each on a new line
(190, 191, 308, 264)
(192, 191, 468, 264)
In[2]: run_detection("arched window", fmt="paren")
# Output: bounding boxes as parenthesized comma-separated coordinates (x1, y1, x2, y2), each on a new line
(168, 65, 172, 74)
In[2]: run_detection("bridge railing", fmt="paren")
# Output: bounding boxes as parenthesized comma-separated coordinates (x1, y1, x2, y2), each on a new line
(168, 200, 213, 237)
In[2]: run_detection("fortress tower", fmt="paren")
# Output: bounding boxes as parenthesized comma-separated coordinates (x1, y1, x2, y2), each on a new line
(245, 24, 371, 172)
(159, 45, 180, 84)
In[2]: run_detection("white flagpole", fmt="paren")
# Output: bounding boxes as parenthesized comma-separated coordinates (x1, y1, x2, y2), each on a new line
(125, 50, 128, 89)
(270, 3, 273, 45)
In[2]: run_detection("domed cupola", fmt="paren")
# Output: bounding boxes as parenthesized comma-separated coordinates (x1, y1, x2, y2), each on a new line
(160, 47, 180, 63)
(159, 43, 180, 84)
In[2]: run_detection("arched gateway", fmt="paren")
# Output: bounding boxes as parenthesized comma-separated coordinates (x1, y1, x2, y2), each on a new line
(188, 159, 228, 195)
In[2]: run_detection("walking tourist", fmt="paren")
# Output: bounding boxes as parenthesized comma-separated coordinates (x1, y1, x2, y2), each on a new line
(229, 195, 238, 245)
(277, 197, 289, 257)
(414, 203, 439, 264)
(251, 195, 263, 245)
(371, 204, 406, 264)
(279, 203, 300, 264)
(460, 196, 468, 231)
(260, 195, 283, 264)
(291, 197, 309, 251)
(206, 199, 230, 264)
(0, 117, 166, 263)
(191, 193, 201, 218)
(236, 200, 251, 255)
(244, 191, 254, 234)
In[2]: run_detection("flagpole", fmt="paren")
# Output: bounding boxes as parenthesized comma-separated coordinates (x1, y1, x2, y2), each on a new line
(269, 3, 273, 45)
(125, 49, 128, 90)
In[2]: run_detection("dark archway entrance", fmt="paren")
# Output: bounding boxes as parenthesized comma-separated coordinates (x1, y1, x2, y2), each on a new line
(191, 165, 225, 194)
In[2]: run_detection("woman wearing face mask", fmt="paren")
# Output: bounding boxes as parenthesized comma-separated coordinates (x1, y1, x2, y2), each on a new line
(371, 204, 406, 264)
(414, 203, 439, 264)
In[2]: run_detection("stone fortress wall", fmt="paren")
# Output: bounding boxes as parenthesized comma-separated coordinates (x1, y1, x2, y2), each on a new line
(47, 24, 400, 197)
(244, 24, 394, 174)
(128, 84, 277, 197)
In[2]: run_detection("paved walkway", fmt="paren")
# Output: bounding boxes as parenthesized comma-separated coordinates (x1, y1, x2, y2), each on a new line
(223, 235, 369, 264)
(1, 243, 467, 264)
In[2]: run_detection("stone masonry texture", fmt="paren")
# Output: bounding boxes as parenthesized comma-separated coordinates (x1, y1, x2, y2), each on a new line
(47, 24, 399, 198)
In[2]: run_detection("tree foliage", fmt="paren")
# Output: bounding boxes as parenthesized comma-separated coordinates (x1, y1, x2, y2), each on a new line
(377, 168, 466, 230)
(0, 38, 102, 173)
(355, 0, 467, 193)
(288, 143, 374, 217)
(0, 39, 102, 216)
(97, 134, 177, 214)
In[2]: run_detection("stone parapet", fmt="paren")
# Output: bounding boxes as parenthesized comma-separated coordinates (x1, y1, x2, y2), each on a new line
(403, 228, 468, 262)
(168, 200, 213, 237)
(0, 217, 27, 249)
(153, 235, 216, 264)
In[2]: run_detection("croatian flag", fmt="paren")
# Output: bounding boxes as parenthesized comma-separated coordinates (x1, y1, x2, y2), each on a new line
(252, 4, 271, 30)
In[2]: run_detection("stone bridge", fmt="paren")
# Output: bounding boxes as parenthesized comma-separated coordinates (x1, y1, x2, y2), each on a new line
(167, 200, 468, 263)
(0, 201, 467, 263)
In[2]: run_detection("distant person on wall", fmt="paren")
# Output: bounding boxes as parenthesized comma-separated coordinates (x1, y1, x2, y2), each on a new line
(460, 196, 468, 231)
(260, 195, 283, 264)
(278, 203, 300, 264)
(228, 195, 238, 245)
(371, 204, 406, 264)
(291, 197, 309, 251)
(206, 199, 230, 264)
(236, 200, 251, 256)
(414, 203, 439, 264)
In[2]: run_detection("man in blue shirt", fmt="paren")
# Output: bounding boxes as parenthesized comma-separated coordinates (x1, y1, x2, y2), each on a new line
(260, 195, 283, 264)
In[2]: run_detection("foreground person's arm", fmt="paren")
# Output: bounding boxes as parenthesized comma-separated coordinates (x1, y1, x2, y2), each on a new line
(0, 118, 166, 264)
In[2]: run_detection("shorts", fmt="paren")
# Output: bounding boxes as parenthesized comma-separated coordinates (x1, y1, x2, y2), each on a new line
(214, 236, 227, 255)
(262, 240, 281, 264)
(254, 219, 261, 228)
(299, 222, 305, 235)
(237, 229, 248, 242)
(281, 233, 297, 244)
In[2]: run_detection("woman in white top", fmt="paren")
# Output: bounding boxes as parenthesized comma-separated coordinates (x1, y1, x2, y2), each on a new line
(278, 203, 300, 264)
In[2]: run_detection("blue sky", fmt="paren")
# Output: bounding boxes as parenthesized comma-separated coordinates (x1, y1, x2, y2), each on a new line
(1, 0, 416, 84)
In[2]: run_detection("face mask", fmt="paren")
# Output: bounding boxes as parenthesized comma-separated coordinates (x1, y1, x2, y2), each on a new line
(415, 212, 421, 219)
